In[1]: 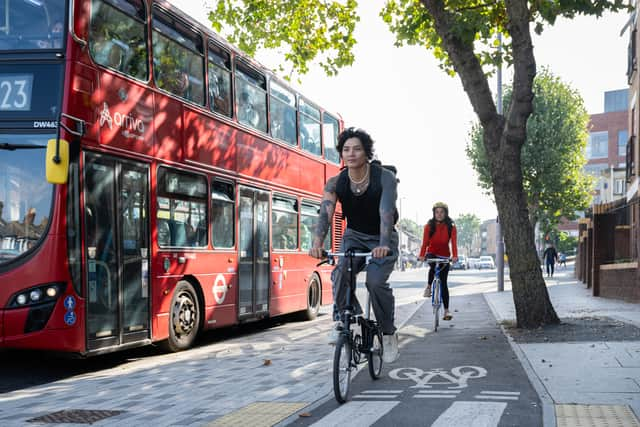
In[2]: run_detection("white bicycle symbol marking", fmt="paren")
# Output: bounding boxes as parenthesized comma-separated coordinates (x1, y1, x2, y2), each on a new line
(389, 366, 487, 389)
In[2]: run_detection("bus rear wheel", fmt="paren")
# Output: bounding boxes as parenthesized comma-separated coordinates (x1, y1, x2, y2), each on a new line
(300, 273, 321, 320)
(163, 280, 200, 352)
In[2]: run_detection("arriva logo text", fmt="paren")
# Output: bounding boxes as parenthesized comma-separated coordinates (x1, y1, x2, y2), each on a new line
(99, 102, 145, 133)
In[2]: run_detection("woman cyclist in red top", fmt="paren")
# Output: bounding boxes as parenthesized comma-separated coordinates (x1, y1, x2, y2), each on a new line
(419, 202, 458, 321)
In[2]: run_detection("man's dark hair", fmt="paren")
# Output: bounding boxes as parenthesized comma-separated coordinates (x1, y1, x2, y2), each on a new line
(337, 127, 375, 160)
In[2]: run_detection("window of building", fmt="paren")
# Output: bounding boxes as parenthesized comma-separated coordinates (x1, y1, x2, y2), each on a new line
(584, 163, 608, 176)
(235, 63, 267, 132)
(587, 131, 608, 159)
(300, 202, 330, 251)
(152, 8, 205, 105)
(272, 195, 298, 250)
(157, 167, 207, 248)
(208, 44, 232, 117)
(269, 81, 297, 146)
(211, 180, 235, 248)
(604, 89, 629, 113)
(299, 98, 321, 156)
(614, 178, 626, 195)
(89, 0, 148, 81)
(618, 130, 628, 156)
(323, 114, 341, 164)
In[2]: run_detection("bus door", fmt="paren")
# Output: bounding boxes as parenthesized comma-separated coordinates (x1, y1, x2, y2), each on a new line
(83, 153, 150, 351)
(238, 187, 270, 318)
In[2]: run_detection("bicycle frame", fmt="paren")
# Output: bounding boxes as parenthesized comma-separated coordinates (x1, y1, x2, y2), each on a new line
(425, 256, 450, 332)
(319, 250, 384, 403)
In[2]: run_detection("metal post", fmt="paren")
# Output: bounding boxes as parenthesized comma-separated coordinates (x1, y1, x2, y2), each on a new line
(496, 32, 505, 292)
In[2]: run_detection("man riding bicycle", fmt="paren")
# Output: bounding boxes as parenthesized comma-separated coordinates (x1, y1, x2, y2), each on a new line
(309, 127, 400, 364)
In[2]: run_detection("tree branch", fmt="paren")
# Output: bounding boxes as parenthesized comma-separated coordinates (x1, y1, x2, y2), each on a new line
(421, 0, 502, 146)
(504, 0, 536, 147)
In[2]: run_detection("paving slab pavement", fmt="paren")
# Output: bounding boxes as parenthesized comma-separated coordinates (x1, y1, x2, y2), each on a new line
(484, 265, 640, 425)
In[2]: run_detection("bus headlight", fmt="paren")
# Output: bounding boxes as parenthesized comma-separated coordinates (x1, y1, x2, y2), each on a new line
(7, 282, 67, 308)
(30, 289, 43, 302)
(46, 286, 58, 298)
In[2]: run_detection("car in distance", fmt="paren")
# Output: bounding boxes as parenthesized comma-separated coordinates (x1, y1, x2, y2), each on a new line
(451, 255, 469, 270)
(477, 255, 496, 270)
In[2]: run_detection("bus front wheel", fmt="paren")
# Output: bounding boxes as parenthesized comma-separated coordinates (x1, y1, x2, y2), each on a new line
(163, 280, 200, 352)
(300, 273, 321, 320)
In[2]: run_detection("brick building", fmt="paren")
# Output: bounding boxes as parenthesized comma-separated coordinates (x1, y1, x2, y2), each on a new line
(577, 11, 639, 302)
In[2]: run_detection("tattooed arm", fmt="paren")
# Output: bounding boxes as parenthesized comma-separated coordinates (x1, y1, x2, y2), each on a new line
(309, 176, 338, 259)
(372, 168, 398, 258)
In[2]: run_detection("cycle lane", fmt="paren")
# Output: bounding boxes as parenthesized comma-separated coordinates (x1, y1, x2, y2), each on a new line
(288, 293, 542, 427)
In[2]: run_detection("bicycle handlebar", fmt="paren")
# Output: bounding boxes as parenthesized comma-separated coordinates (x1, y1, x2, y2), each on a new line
(316, 250, 373, 267)
(424, 258, 451, 264)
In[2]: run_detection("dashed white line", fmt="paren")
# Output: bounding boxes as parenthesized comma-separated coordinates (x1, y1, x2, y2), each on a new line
(431, 401, 507, 427)
(310, 401, 399, 427)
(414, 395, 457, 399)
(361, 390, 403, 394)
(480, 391, 521, 396)
(416, 390, 461, 394)
(475, 395, 519, 401)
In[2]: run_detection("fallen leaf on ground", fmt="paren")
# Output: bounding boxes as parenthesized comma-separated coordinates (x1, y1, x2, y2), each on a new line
(263, 359, 271, 366)
(299, 413, 312, 418)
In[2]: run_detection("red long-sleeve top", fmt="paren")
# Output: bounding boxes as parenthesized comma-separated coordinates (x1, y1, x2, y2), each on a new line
(419, 222, 458, 259)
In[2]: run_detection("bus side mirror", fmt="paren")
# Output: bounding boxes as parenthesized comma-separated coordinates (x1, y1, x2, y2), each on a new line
(46, 138, 69, 184)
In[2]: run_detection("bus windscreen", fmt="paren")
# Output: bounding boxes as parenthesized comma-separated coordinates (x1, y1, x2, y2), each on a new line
(0, 0, 66, 51)
(0, 133, 53, 264)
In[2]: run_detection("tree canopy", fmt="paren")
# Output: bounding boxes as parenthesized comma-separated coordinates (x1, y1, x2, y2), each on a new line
(466, 69, 593, 235)
(454, 213, 481, 256)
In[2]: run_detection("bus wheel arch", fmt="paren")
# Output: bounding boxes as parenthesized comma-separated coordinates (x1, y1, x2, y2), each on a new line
(161, 277, 203, 352)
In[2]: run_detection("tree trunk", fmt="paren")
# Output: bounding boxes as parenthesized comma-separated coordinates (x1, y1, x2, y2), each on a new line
(421, 0, 559, 328)
(488, 134, 559, 328)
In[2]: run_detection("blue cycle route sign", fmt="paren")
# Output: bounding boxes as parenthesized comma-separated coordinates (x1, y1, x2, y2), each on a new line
(64, 311, 77, 326)
(64, 296, 76, 311)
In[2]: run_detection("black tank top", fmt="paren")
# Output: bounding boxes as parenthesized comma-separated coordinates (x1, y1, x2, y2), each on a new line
(336, 163, 384, 235)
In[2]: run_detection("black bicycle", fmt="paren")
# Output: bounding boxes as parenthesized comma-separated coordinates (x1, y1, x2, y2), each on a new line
(317, 250, 384, 403)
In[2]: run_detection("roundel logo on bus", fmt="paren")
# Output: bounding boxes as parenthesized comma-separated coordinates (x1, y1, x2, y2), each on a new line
(99, 102, 145, 133)
(212, 274, 227, 304)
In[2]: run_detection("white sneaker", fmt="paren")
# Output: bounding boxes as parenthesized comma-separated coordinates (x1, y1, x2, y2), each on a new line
(382, 333, 399, 363)
(423, 285, 431, 298)
(327, 321, 343, 345)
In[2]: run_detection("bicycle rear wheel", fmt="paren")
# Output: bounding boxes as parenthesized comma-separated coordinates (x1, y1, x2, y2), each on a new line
(367, 329, 383, 379)
(432, 278, 441, 332)
(333, 334, 352, 403)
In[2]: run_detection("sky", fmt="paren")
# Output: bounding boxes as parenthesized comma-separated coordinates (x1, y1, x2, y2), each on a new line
(174, 1, 631, 225)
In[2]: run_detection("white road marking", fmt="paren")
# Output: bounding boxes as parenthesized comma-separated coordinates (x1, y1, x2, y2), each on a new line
(414, 395, 457, 399)
(431, 401, 507, 427)
(475, 395, 519, 401)
(353, 395, 398, 399)
(416, 390, 461, 394)
(361, 390, 403, 394)
(480, 391, 521, 396)
(310, 401, 399, 427)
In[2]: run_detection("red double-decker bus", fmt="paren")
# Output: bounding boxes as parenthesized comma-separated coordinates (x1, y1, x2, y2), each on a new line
(0, 0, 344, 355)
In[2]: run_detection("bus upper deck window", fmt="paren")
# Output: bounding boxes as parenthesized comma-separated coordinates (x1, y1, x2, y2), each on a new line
(89, 0, 148, 80)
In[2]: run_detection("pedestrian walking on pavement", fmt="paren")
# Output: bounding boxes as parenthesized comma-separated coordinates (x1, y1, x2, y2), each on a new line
(309, 127, 400, 364)
(543, 242, 558, 277)
(418, 202, 458, 321)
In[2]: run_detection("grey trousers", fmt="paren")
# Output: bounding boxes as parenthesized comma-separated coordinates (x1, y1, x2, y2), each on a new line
(331, 228, 399, 335)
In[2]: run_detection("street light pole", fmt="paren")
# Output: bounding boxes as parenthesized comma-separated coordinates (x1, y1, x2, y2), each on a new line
(496, 32, 505, 292)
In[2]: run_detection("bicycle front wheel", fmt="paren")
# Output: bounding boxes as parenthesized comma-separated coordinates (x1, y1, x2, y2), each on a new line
(333, 334, 352, 403)
(367, 330, 383, 379)
(432, 278, 441, 332)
